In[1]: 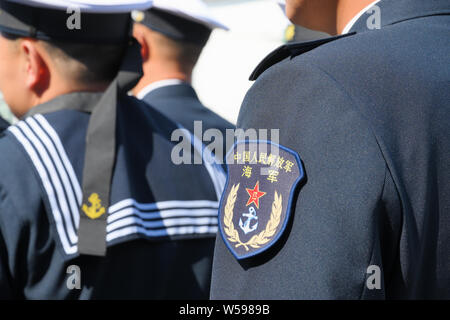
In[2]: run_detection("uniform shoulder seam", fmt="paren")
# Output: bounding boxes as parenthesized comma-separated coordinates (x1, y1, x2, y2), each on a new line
(306, 61, 397, 193)
(249, 32, 356, 81)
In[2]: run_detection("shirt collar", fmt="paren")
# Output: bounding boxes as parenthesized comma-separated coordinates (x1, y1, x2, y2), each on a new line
(136, 79, 186, 99)
(342, 0, 381, 34)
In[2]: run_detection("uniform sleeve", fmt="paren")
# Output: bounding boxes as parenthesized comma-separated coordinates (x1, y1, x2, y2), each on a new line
(0, 137, 38, 299)
(0, 230, 13, 299)
(211, 59, 402, 299)
(0, 185, 15, 299)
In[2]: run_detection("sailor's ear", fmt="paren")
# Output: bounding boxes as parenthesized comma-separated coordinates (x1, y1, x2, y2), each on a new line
(133, 24, 150, 62)
(21, 39, 50, 96)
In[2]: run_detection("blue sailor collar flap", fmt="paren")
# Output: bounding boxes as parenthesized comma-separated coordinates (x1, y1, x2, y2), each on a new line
(219, 140, 305, 260)
(249, 32, 355, 81)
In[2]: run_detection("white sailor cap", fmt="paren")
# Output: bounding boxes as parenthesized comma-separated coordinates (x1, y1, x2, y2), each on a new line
(0, 0, 153, 43)
(132, 0, 228, 45)
(0, 0, 153, 257)
(5, 0, 153, 13)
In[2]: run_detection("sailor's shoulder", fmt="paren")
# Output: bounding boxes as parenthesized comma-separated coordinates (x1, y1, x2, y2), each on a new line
(249, 33, 358, 81)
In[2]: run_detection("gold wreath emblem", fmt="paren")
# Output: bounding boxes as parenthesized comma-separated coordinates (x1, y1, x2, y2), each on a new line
(223, 183, 282, 251)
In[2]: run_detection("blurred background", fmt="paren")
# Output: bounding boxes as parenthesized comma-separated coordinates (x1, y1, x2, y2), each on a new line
(193, 0, 327, 124)
(0, 93, 16, 124)
(0, 0, 328, 125)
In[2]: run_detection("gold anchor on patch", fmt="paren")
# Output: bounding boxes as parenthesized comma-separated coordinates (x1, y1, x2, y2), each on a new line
(82, 193, 106, 219)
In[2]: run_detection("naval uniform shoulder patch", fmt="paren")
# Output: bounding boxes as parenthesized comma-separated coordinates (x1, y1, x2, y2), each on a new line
(219, 140, 305, 260)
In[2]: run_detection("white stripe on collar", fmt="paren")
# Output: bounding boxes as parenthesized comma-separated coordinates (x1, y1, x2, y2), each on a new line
(8, 115, 222, 256)
(342, 0, 381, 34)
(136, 79, 185, 100)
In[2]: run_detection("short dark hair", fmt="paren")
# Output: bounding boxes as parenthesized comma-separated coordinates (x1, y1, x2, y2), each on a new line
(153, 31, 206, 71)
(174, 40, 205, 70)
(42, 41, 126, 85)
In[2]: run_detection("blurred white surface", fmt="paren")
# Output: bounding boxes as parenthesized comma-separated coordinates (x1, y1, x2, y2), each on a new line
(192, 0, 290, 124)
(0, 93, 16, 124)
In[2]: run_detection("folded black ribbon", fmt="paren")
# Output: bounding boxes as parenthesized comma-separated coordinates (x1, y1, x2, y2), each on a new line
(77, 38, 143, 256)
(26, 39, 143, 256)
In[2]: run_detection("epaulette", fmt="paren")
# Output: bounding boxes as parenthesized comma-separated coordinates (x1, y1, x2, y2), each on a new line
(249, 32, 356, 81)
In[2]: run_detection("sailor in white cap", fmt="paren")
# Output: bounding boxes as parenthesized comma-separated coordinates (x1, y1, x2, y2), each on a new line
(131, 0, 234, 154)
(0, 0, 225, 299)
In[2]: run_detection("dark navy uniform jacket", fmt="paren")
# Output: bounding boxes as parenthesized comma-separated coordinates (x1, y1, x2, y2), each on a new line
(211, 0, 450, 299)
(140, 83, 234, 141)
(0, 92, 225, 299)
(0, 117, 8, 132)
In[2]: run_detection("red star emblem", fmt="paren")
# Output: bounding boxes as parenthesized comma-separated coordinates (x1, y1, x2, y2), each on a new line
(246, 181, 266, 209)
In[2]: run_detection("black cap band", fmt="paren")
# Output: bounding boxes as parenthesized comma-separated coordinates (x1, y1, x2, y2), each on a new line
(139, 8, 212, 46)
(0, 1, 132, 44)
